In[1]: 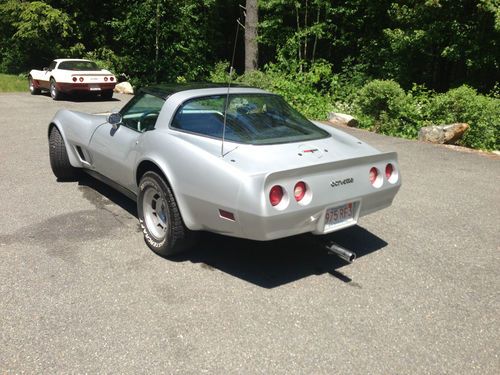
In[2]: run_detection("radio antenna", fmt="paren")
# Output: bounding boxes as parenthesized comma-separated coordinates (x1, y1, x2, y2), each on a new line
(221, 16, 244, 157)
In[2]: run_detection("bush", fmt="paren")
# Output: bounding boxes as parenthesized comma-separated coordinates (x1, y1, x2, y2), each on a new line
(425, 85, 499, 150)
(354, 80, 421, 138)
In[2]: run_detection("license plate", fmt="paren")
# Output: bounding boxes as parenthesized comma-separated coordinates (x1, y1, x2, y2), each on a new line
(324, 202, 354, 229)
(89, 87, 101, 91)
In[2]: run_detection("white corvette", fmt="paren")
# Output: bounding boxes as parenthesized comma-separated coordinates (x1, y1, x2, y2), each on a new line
(29, 58, 117, 100)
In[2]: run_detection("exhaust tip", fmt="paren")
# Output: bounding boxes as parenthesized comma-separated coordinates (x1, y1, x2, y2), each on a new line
(325, 242, 357, 263)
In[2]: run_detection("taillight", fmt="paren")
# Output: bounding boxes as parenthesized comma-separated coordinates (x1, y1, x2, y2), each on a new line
(79, 77, 84, 82)
(72, 77, 77, 82)
(294, 181, 306, 202)
(385, 163, 394, 179)
(110, 76, 115, 82)
(369, 167, 378, 185)
(385, 163, 398, 184)
(269, 185, 283, 206)
(104, 77, 108, 82)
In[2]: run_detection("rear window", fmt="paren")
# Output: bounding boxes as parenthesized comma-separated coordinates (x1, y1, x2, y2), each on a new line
(171, 94, 329, 145)
(58, 60, 99, 71)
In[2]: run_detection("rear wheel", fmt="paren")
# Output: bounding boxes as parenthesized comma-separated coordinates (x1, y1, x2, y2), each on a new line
(49, 127, 78, 181)
(28, 76, 40, 95)
(50, 78, 61, 100)
(138, 171, 193, 257)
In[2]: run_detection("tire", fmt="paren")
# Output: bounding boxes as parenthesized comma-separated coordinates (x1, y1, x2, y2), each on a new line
(28, 76, 40, 95)
(138, 171, 193, 257)
(101, 90, 113, 100)
(50, 78, 61, 100)
(49, 127, 78, 181)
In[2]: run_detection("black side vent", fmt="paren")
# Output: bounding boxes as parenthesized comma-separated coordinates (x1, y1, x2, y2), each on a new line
(75, 146, 87, 161)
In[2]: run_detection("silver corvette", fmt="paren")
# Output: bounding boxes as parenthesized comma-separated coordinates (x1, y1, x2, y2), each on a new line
(48, 84, 401, 257)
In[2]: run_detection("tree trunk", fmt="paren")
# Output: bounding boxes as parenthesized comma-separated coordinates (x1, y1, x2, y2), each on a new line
(245, 0, 258, 72)
(155, 0, 160, 82)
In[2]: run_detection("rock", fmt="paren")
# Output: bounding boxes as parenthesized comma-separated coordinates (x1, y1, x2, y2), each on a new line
(328, 112, 359, 127)
(114, 81, 134, 94)
(418, 123, 469, 145)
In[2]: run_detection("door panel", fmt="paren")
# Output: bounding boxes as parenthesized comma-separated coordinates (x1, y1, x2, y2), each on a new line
(89, 123, 141, 192)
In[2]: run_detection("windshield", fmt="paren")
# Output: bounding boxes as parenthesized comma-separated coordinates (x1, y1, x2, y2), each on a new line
(171, 94, 330, 145)
(58, 60, 100, 71)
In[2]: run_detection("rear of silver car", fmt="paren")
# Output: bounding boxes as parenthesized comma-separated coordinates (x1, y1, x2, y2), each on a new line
(235, 152, 401, 241)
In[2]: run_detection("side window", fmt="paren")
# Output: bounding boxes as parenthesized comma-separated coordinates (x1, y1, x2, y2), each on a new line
(48, 61, 57, 70)
(171, 96, 227, 138)
(120, 93, 165, 132)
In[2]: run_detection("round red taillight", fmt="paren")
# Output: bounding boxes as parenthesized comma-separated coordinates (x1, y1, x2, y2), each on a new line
(385, 163, 394, 179)
(79, 77, 84, 82)
(294, 181, 306, 202)
(72, 77, 77, 82)
(110, 76, 114, 82)
(104, 77, 108, 82)
(269, 185, 283, 207)
(369, 167, 378, 185)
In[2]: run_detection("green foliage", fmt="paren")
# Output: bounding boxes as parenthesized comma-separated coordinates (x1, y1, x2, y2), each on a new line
(84, 47, 119, 74)
(110, 0, 218, 84)
(0, 73, 27, 92)
(351, 81, 499, 150)
(380, 0, 500, 91)
(0, 0, 75, 72)
(353, 80, 421, 138)
(425, 86, 500, 150)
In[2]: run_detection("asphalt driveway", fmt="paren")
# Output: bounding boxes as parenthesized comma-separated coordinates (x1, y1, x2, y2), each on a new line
(0, 92, 498, 374)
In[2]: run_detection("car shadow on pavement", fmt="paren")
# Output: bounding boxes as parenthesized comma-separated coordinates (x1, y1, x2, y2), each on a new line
(41, 92, 120, 102)
(172, 226, 387, 289)
(78, 174, 388, 289)
(77, 174, 137, 217)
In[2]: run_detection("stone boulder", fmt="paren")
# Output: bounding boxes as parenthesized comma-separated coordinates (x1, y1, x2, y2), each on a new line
(114, 82, 134, 95)
(418, 123, 469, 145)
(328, 112, 359, 127)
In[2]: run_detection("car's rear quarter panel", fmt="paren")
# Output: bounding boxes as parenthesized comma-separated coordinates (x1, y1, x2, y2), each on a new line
(140, 127, 400, 241)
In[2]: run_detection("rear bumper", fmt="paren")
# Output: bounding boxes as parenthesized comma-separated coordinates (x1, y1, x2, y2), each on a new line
(56, 82, 116, 93)
(236, 185, 400, 240)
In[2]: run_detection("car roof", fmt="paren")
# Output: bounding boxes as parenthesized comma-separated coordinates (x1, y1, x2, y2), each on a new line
(141, 83, 267, 100)
(54, 58, 92, 63)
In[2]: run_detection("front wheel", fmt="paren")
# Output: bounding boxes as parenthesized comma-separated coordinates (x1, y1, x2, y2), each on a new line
(28, 76, 41, 95)
(138, 171, 193, 257)
(49, 127, 78, 181)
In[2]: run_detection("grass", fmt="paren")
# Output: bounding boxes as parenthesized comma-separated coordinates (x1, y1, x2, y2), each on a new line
(0, 73, 27, 92)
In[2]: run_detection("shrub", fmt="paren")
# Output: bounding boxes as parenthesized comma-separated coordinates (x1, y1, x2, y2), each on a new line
(354, 80, 421, 138)
(425, 85, 499, 150)
(84, 47, 120, 74)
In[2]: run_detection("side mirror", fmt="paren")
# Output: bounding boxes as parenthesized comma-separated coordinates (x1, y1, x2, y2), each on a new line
(43, 67, 48, 71)
(107, 112, 122, 129)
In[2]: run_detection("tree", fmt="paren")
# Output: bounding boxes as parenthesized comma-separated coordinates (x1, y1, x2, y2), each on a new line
(244, 0, 258, 72)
